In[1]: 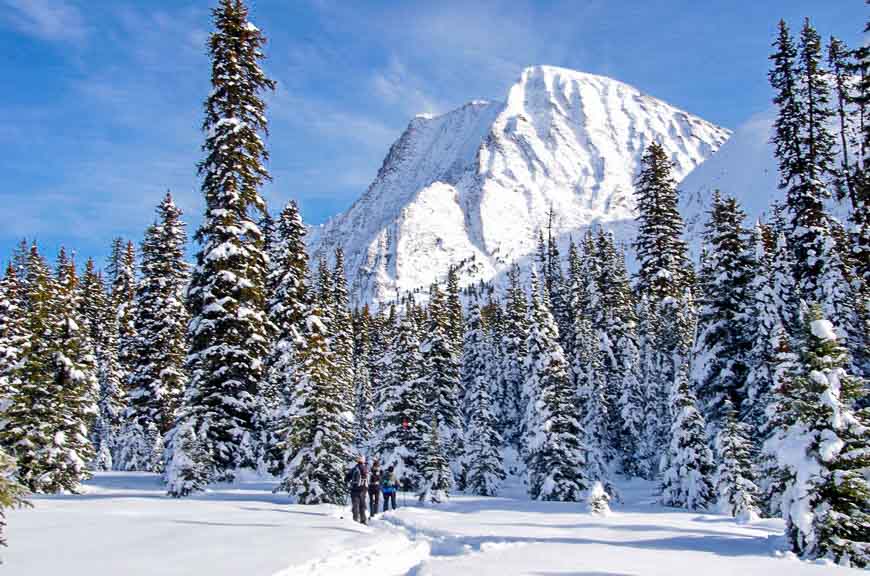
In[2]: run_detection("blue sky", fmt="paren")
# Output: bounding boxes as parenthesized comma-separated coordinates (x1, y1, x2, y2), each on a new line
(0, 0, 864, 267)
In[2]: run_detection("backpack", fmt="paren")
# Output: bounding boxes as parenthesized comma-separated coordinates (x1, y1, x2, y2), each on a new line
(350, 464, 367, 490)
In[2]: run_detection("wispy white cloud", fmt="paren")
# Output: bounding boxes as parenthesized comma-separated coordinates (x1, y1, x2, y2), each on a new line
(2, 0, 88, 43)
(370, 56, 449, 118)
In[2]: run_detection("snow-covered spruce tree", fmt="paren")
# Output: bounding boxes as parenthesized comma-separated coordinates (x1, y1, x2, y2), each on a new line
(713, 400, 760, 522)
(164, 419, 212, 498)
(589, 232, 645, 476)
(0, 264, 27, 412)
(29, 250, 98, 493)
(166, 0, 276, 492)
(420, 284, 463, 476)
(122, 194, 189, 472)
(777, 19, 838, 305)
(374, 313, 426, 490)
(352, 307, 374, 452)
(763, 306, 869, 567)
(418, 416, 452, 504)
(498, 264, 527, 445)
(2, 246, 58, 492)
(692, 193, 755, 433)
(524, 270, 588, 502)
(572, 311, 612, 490)
(79, 259, 122, 471)
(659, 363, 715, 511)
(367, 306, 394, 442)
(742, 226, 788, 439)
(106, 238, 137, 385)
(594, 231, 639, 473)
(276, 303, 353, 505)
(462, 300, 505, 496)
(258, 199, 310, 476)
(330, 248, 356, 419)
(632, 141, 696, 472)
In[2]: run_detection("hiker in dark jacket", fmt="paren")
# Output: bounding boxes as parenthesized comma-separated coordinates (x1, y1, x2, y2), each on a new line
(382, 464, 399, 511)
(348, 455, 368, 524)
(368, 460, 382, 517)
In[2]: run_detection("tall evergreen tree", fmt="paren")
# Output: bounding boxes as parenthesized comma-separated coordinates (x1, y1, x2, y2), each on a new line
(52, 251, 99, 484)
(417, 416, 452, 504)
(692, 193, 755, 431)
(523, 270, 588, 501)
(276, 303, 352, 504)
(633, 141, 696, 471)
(2, 246, 61, 492)
(166, 0, 276, 492)
(352, 308, 374, 452)
(107, 239, 137, 387)
(374, 314, 426, 489)
(743, 226, 788, 439)
(421, 284, 463, 473)
(79, 259, 122, 471)
(123, 194, 189, 471)
(461, 300, 505, 496)
(779, 19, 838, 304)
(499, 265, 527, 445)
(330, 248, 355, 417)
(259, 200, 310, 475)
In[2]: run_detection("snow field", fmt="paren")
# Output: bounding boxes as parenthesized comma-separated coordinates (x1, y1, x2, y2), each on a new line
(5, 473, 863, 575)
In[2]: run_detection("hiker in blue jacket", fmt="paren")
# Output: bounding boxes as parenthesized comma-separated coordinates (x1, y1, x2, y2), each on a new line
(381, 464, 399, 512)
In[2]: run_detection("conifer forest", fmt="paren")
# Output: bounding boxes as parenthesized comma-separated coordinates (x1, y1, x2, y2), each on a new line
(0, 1, 868, 573)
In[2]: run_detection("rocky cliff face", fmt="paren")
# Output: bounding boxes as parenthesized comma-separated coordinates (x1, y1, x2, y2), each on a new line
(309, 65, 730, 305)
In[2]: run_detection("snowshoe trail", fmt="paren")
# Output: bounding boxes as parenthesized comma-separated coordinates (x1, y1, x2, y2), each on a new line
(273, 519, 431, 576)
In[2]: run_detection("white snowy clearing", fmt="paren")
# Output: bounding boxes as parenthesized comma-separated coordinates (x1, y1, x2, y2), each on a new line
(5, 472, 859, 575)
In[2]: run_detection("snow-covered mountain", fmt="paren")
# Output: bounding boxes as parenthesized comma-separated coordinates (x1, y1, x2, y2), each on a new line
(309, 65, 731, 305)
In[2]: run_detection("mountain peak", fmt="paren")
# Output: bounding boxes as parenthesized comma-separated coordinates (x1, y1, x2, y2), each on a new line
(309, 66, 731, 306)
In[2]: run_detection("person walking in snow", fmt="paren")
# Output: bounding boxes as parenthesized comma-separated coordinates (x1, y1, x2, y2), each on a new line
(382, 464, 399, 512)
(368, 459, 382, 518)
(348, 455, 368, 524)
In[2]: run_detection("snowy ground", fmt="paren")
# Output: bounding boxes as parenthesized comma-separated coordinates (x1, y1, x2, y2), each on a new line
(5, 473, 859, 575)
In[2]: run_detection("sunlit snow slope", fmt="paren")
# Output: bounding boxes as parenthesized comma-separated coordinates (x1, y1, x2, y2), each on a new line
(309, 65, 730, 305)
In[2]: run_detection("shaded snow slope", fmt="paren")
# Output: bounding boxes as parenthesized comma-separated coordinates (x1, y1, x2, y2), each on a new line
(679, 109, 853, 259)
(309, 65, 730, 305)
(8, 472, 861, 575)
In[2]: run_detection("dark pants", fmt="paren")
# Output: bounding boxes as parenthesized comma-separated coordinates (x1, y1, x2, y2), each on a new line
(383, 491, 397, 511)
(368, 490, 380, 517)
(351, 490, 367, 524)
